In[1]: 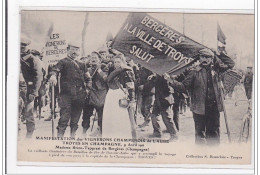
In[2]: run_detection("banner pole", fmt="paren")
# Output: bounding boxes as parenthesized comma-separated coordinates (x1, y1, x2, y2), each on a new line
(81, 12, 89, 57)
(219, 81, 232, 143)
(91, 111, 97, 132)
(51, 84, 55, 137)
(128, 106, 137, 139)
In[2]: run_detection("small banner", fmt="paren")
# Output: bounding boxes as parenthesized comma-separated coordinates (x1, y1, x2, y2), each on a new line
(111, 13, 206, 75)
(43, 33, 67, 66)
(223, 69, 242, 95)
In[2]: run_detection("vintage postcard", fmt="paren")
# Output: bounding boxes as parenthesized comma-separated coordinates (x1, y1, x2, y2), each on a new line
(17, 10, 254, 166)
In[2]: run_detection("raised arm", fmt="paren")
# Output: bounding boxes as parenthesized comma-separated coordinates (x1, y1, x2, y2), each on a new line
(214, 52, 235, 73)
(168, 70, 195, 93)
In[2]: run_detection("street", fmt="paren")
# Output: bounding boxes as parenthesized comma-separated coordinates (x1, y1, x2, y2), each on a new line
(18, 92, 251, 144)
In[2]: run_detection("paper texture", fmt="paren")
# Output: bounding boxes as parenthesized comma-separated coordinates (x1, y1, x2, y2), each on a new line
(18, 10, 254, 166)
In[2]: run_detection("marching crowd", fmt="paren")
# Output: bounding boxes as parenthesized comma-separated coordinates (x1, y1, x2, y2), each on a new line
(19, 36, 253, 145)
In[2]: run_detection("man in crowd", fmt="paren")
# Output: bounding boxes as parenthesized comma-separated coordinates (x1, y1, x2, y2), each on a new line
(49, 42, 88, 138)
(31, 50, 47, 119)
(171, 73, 188, 132)
(20, 38, 43, 138)
(98, 47, 114, 74)
(18, 72, 26, 130)
(80, 55, 91, 65)
(244, 66, 253, 101)
(166, 48, 234, 145)
(82, 51, 108, 137)
(137, 67, 155, 130)
(99, 47, 111, 64)
(148, 73, 178, 141)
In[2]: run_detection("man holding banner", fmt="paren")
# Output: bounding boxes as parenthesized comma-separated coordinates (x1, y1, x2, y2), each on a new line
(165, 48, 234, 145)
(111, 13, 237, 143)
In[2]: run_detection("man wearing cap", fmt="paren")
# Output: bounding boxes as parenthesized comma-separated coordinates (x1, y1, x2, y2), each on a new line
(244, 66, 253, 100)
(82, 51, 108, 137)
(20, 38, 43, 138)
(98, 47, 110, 63)
(97, 47, 114, 76)
(49, 43, 89, 138)
(165, 48, 234, 145)
(147, 73, 178, 141)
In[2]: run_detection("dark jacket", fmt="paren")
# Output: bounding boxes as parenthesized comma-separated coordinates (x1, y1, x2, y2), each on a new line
(107, 67, 135, 101)
(138, 67, 155, 97)
(87, 66, 108, 107)
(170, 54, 235, 115)
(20, 53, 43, 96)
(50, 57, 88, 98)
(154, 76, 175, 107)
(143, 81, 155, 97)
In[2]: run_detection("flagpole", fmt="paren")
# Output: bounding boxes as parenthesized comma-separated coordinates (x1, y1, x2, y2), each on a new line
(81, 12, 89, 57)
(217, 21, 219, 52)
(182, 13, 185, 35)
(217, 21, 232, 143)
(201, 24, 204, 45)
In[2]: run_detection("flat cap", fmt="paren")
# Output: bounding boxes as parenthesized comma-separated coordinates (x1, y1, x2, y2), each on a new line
(199, 48, 214, 58)
(98, 46, 108, 53)
(68, 41, 80, 48)
(91, 51, 101, 59)
(21, 37, 31, 46)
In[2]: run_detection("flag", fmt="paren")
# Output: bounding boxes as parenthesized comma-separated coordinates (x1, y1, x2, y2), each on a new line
(111, 13, 206, 76)
(217, 22, 226, 45)
(217, 22, 227, 54)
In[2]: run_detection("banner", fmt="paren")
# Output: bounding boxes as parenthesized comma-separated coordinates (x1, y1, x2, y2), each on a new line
(111, 13, 206, 75)
(43, 33, 67, 66)
(223, 69, 242, 95)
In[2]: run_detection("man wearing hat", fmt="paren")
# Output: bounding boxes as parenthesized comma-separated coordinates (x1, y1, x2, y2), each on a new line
(20, 38, 43, 138)
(165, 48, 235, 145)
(49, 42, 89, 138)
(98, 47, 110, 63)
(244, 66, 253, 100)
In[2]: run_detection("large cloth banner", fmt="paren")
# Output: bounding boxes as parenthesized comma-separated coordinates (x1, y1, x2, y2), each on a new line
(112, 13, 206, 75)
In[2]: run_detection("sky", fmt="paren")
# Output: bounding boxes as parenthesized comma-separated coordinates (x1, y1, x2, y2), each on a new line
(21, 10, 254, 70)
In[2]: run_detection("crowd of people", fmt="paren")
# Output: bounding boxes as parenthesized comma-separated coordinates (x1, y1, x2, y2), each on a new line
(19, 36, 253, 145)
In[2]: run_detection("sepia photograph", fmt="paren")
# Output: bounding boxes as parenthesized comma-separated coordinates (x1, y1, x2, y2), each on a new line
(17, 10, 254, 166)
